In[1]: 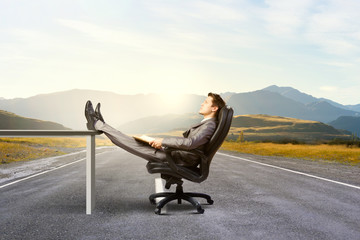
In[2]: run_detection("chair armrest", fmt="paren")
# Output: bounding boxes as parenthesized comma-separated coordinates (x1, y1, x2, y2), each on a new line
(163, 147, 209, 183)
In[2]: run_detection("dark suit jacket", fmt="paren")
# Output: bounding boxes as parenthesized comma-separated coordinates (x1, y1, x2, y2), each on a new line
(162, 118, 217, 166)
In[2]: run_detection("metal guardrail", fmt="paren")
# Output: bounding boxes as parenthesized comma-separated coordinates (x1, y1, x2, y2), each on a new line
(0, 130, 101, 215)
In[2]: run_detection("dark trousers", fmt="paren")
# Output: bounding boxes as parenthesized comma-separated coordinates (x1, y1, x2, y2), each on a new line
(95, 121, 167, 163)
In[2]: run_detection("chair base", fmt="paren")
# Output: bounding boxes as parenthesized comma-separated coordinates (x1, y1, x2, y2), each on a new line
(149, 184, 214, 215)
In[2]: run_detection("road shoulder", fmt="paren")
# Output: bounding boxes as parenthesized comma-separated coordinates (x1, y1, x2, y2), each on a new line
(0, 146, 117, 186)
(218, 150, 360, 187)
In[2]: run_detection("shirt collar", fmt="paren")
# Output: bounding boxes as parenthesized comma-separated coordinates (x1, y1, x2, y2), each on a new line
(201, 117, 214, 123)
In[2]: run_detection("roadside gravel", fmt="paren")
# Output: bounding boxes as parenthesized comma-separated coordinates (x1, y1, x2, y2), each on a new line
(0, 146, 116, 185)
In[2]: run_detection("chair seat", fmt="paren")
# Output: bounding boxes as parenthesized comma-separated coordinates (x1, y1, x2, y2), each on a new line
(146, 162, 183, 179)
(146, 162, 201, 181)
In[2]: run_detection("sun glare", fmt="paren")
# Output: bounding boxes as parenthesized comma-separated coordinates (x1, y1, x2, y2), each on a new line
(159, 92, 188, 109)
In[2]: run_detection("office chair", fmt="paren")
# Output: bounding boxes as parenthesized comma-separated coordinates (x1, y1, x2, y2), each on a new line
(146, 105, 233, 214)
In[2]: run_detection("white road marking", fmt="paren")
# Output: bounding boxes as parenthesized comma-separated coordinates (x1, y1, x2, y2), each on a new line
(217, 152, 360, 190)
(0, 149, 112, 189)
(0, 158, 85, 189)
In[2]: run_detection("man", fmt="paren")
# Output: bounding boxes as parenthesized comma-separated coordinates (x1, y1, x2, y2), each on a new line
(85, 93, 225, 167)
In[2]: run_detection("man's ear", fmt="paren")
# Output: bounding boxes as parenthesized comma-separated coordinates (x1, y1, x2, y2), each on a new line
(212, 106, 218, 112)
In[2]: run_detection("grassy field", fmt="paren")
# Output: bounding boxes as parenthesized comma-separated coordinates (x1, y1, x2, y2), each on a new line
(228, 114, 351, 143)
(221, 141, 360, 166)
(0, 137, 112, 164)
(2, 135, 360, 166)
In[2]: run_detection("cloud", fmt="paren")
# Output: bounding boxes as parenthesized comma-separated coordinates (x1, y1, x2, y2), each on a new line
(147, 1, 247, 23)
(262, 0, 313, 37)
(2, 0, 359, 102)
(320, 61, 354, 68)
(56, 18, 255, 65)
(257, 0, 360, 58)
(148, 0, 360, 61)
(189, 1, 247, 22)
(320, 86, 337, 92)
(305, 0, 360, 56)
(57, 19, 145, 49)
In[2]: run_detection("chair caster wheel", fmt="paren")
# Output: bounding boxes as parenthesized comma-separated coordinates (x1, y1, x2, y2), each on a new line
(208, 199, 214, 205)
(197, 206, 205, 214)
(155, 207, 161, 215)
(149, 198, 156, 205)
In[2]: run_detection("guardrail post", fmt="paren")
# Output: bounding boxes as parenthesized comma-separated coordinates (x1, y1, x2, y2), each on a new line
(86, 135, 96, 214)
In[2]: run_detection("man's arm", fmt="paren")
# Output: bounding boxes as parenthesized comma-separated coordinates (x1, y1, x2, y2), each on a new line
(161, 120, 216, 150)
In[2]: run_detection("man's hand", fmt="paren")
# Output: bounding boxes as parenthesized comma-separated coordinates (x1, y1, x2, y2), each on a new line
(149, 138, 163, 149)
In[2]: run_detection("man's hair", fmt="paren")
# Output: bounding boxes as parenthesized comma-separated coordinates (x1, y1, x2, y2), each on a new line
(208, 92, 226, 116)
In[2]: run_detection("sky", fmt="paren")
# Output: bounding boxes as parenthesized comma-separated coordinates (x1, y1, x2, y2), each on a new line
(0, 0, 359, 105)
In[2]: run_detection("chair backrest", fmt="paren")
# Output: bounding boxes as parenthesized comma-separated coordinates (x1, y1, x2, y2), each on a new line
(146, 105, 233, 184)
(205, 105, 233, 161)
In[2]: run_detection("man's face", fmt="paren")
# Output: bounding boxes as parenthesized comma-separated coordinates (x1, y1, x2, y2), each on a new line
(199, 96, 217, 117)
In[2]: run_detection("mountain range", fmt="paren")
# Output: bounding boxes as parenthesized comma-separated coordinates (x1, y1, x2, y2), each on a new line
(225, 86, 359, 124)
(263, 85, 360, 112)
(0, 86, 359, 135)
(329, 116, 360, 136)
(0, 89, 204, 130)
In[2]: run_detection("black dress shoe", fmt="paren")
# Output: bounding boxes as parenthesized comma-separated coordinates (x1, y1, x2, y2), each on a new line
(95, 103, 105, 123)
(84, 100, 99, 131)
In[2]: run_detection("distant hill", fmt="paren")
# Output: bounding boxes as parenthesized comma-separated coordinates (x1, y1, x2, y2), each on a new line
(0, 110, 70, 130)
(229, 114, 351, 142)
(263, 85, 358, 111)
(346, 104, 360, 112)
(227, 89, 359, 123)
(305, 101, 359, 122)
(227, 90, 308, 117)
(119, 112, 351, 143)
(0, 89, 205, 130)
(263, 85, 318, 105)
(0, 87, 359, 130)
(329, 116, 360, 136)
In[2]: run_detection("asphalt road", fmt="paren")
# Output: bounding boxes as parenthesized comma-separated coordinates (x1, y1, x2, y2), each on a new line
(1, 148, 359, 240)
